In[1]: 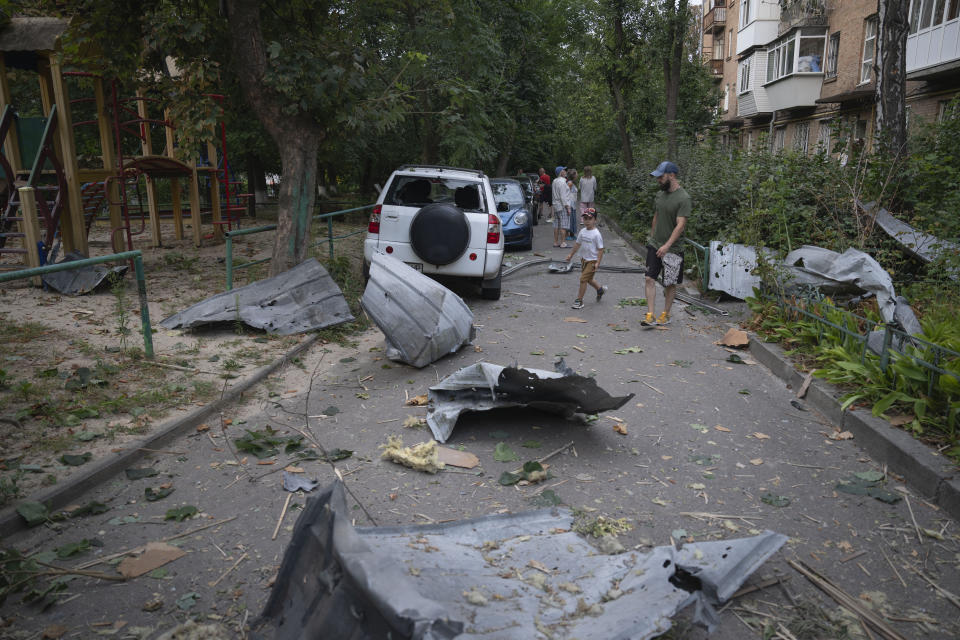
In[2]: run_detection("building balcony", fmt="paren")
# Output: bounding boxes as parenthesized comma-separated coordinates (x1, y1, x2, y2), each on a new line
(764, 73, 823, 111)
(777, 0, 828, 37)
(906, 17, 960, 79)
(705, 7, 727, 33)
(709, 59, 724, 77)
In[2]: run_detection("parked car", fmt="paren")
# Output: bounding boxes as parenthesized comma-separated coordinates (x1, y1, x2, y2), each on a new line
(490, 178, 532, 251)
(514, 174, 539, 226)
(363, 165, 504, 300)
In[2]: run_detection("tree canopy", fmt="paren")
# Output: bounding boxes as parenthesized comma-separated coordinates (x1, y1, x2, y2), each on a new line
(29, 0, 719, 270)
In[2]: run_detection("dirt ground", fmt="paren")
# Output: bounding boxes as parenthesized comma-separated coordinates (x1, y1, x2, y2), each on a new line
(0, 212, 367, 504)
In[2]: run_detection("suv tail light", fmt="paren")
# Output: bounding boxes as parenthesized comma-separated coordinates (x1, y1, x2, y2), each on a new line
(486, 214, 501, 244)
(367, 204, 381, 234)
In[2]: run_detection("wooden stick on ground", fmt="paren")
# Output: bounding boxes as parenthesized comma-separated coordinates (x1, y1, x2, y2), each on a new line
(904, 494, 923, 545)
(209, 552, 248, 588)
(788, 559, 907, 640)
(75, 516, 238, 569)
(272, 493, 293, 540)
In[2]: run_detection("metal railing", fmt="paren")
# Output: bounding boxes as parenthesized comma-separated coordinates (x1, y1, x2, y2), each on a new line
(0, 250, 154, 358)
(224, 204, 374, 290)
(766, 291, 960, 408)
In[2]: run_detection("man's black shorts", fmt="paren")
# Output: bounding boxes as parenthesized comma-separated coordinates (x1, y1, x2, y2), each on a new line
(646, 245, 684, 285)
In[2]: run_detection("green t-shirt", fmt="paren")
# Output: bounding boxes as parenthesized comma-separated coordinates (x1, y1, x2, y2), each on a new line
(649, 186, 691, 252)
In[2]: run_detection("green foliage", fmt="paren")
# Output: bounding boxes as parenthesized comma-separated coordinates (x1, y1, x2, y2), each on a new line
(749, 293, 960, 462)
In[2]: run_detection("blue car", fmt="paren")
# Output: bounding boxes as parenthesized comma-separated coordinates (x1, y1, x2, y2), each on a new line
(491, 178, 533, 250)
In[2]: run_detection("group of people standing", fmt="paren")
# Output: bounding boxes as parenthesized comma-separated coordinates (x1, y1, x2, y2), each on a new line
(535, 166, 597, 249)
(532, 160, 690, 326)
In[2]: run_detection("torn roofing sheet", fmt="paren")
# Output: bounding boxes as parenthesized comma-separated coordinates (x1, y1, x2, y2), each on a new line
(42, 251, 128, 295)
(255, 480, 787, 640)
(782, 246, 899, 324)
(860, 201, 959, 280)
(707, 241, 770, 300)
(361, 252, 475, 368)
(426, 361, 634, 443)
(159, 258, 353, 335)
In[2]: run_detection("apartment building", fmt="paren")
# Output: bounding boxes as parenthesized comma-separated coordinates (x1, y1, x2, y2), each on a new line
(702, 0, 960, 154)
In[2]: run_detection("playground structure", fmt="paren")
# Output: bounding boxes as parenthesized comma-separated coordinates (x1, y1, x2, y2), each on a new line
(0, 17, 249, 276)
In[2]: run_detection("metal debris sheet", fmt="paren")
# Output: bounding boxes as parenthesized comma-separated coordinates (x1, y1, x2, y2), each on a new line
(361, 252, 475, 368)
(256, 481, 787, 640)
(159, 258, 353, 334)
(426, 361, 634, 443)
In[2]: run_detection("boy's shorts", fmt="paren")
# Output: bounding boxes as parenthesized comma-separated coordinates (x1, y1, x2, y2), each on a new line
(646, 245, 684, 286)
(580, 259, 597, 283)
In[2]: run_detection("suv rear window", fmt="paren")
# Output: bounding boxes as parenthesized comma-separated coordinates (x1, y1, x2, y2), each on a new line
(383, 176, 486, 212)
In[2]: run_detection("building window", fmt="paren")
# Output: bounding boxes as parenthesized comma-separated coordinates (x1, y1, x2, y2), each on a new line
(794, 122, 810, 154)
(909, 0, 958, 34)
(747, 130, 755, 151)
(766, 28, 826, 83)
(716, 34, 725, 60)
(727, 30, 733, 59)
(773, 126, 786, 152)
(739, 58, 752, 93)
(860, 17, 878, 84)
(937, 99, 957, 122)
(740, 0, 752, 28)
(817, 120, 832, 154)
(723, 83, 730, 112)
(825, 32, 840, 79)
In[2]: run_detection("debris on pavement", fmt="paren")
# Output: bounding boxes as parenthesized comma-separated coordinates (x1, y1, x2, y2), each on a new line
(42, 251, 128, 295)
(117, 542, 186, 578)
(859, 200, 959, 280)
(707, 242, 770, 300)
(159, 258, 354, 334)
(361, 253, 475, 368)
(380, 435, 444, 473)
(436, 446, 479, 469)
(424, 361, 634, 442)
(256, 480, 788, 639)
(282, 470, 320, 493)
(797, 370, 815, 398)
(717, 328, 749, 348)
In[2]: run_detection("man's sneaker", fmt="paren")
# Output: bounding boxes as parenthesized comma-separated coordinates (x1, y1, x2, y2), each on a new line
(571, 299, 584, 310)
(657, 311, 671, 325)
(596, 286, 607, 302)
(641, 312, 655, 326)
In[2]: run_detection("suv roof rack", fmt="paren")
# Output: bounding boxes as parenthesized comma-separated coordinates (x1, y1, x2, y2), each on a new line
(397, 164, 485, 178)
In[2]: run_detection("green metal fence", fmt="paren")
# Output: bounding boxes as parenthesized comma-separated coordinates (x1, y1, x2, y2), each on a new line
(224, 204, 373, 290)
(0, 251, 154, 358)
(765, 290, 960, 421)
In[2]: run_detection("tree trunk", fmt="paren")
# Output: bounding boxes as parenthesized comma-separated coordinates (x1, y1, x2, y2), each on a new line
(605, 2, 634, 171)
(663, 0, 689, 161)
(223, 0, 324, 275)
(608, 78, 634, 170)
(496, 121, 516, 176)
(875, 0, 909, 159)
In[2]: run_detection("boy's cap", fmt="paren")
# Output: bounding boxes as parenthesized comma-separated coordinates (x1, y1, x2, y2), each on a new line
(582, 208, 596, 217)
(650, 161, 679, 177)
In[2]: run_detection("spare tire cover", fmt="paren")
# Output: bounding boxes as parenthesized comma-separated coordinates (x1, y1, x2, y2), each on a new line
(409, 203, 471, 265)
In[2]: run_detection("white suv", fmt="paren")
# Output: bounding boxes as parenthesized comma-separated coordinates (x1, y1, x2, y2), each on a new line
(363, 165, 505, 300)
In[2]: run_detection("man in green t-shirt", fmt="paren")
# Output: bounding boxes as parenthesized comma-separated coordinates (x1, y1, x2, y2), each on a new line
(642, 161, 691, 326)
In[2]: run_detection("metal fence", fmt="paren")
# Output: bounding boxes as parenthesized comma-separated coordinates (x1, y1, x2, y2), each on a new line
(766, 290, 960, 411)
(0, 250, 154, 358)
(224, 204, 374, 290)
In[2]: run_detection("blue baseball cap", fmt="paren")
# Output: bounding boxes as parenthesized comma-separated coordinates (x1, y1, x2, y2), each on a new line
(650, 161, 679, 177)
(555, 166, 565, 175)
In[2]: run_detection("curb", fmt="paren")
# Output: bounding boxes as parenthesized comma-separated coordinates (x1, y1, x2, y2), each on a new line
(747, 334, 959, 519)
(0, 333, 321, 539)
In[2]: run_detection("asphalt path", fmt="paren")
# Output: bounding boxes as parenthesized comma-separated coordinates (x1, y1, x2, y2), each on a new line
(2, 218, 959, 639)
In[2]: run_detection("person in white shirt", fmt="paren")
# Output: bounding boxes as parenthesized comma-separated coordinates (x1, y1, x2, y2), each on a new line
(579, 166, 597, 214)
(552, 166, 572, 248)
(564, 208, 607, 309)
